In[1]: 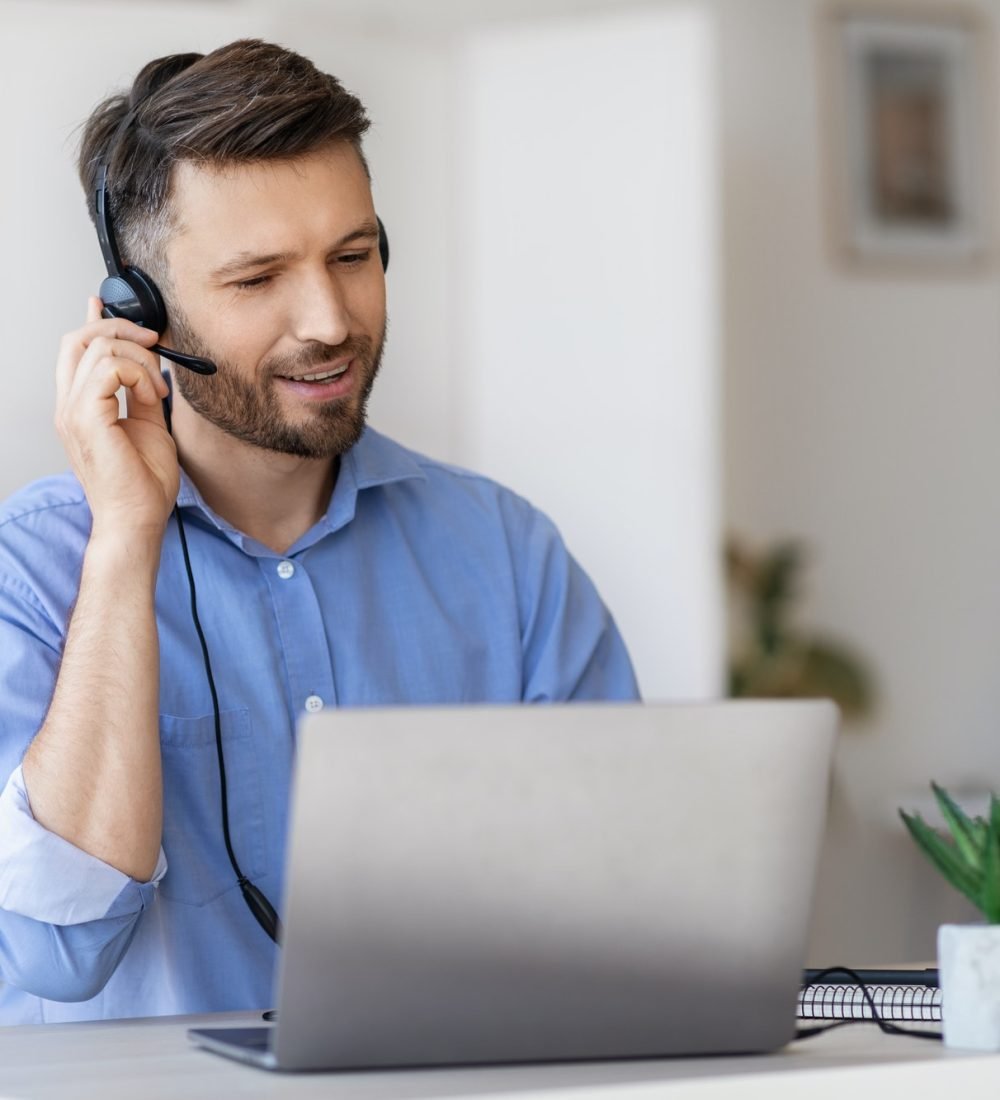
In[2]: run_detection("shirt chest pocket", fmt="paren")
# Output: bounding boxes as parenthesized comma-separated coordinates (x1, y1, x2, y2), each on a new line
(158, 708, 267, 907)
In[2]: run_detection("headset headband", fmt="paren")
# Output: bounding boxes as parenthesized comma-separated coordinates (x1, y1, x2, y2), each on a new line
(95, 105, 142, 278)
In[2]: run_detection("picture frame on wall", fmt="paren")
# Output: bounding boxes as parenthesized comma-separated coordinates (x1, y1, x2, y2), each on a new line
(823, 4, 993, 271)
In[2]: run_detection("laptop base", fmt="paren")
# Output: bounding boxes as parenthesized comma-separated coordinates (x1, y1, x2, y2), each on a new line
(188, 1027, 278, 1070)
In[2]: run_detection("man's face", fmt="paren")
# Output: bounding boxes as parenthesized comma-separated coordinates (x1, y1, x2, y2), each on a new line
(162, 143, 386, 459)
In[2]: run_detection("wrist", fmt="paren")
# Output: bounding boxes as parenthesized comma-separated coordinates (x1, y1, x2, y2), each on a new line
(86, 525, 166, 582)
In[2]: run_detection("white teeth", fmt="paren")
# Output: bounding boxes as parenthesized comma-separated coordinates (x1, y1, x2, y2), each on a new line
(285, 363, 349, 382)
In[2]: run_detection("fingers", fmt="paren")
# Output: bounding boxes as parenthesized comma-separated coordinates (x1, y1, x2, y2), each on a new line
(57, 303, 164, 408)
(124, 381, 169, 431)
(73, 335, 166, 403)
(58, 357, 155, 444)
(73, 299, 159, 354)
(52, 301, 179, 535)
(57, 300, 159, 393)
(55, 325, 169, 460)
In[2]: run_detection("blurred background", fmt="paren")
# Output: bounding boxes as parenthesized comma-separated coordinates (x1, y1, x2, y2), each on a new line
(3, 0, 998, 966)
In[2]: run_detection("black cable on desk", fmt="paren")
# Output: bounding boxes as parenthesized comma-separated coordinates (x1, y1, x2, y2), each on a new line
(794, 966, 941, 1043)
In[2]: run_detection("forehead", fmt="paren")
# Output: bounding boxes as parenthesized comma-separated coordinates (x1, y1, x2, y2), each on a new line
(167, 144, 374, 259)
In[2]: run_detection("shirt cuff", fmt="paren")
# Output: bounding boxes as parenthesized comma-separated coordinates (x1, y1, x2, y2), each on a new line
(0, 765, 167, 926)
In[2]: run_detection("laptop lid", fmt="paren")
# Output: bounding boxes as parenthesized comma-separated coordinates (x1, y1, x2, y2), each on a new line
(271, 700, 836, 1071)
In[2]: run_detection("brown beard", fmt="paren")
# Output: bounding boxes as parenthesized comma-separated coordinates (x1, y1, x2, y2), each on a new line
(167, 302, 386, 459)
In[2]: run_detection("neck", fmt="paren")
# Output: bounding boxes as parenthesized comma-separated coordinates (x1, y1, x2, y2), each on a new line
(168, 392, 339, 557)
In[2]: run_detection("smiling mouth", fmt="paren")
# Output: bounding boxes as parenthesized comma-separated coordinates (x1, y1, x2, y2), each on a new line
(277, 361, 351, 384)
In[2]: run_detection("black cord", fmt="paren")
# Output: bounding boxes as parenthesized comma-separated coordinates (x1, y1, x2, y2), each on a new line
(794, 966, 941, 1042)
(163, 397, 281, 944)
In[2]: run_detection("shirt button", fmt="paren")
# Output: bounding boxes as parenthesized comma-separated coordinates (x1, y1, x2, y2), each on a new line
(277, 560, 295, 580)
(305, 695, 324, 713)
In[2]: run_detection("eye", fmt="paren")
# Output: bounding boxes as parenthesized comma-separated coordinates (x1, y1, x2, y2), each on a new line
(227, 271, 271, 292)
(337, 250, 371, 266)
(233, 274, 273, 291)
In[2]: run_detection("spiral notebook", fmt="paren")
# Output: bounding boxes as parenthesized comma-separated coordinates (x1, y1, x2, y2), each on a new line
(798, 983, 941, 1022)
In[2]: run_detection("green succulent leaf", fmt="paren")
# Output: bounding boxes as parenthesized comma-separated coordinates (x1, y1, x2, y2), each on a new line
(932, 781, 984, 872)
(981, 804, 1000, 924)
(899, 808, 983, 911)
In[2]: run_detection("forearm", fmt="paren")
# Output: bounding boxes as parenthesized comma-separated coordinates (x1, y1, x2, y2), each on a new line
(22, 532, 164, 881)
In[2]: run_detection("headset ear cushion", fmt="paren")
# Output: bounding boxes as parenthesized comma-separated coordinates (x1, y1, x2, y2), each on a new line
(98, 266, 168, 333)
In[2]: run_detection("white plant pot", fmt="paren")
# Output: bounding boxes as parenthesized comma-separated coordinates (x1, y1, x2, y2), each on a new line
(938, 923, 1000, 1050)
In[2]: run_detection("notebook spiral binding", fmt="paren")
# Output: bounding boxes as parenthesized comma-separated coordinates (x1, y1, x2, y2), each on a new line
(798, 983, 941, 1022)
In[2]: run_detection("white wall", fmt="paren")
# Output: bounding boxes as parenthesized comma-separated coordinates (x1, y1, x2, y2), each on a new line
(454, 7, 722, 699)
(716, 0, 1000, 962)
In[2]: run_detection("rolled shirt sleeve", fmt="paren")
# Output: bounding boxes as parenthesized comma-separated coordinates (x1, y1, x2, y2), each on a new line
(0, 559, 166, 1003)
(0, 765, 166, 926)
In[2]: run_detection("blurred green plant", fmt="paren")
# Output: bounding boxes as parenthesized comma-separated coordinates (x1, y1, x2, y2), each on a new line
(900, 784, 1000, 923)
(726, 536, 875, 721)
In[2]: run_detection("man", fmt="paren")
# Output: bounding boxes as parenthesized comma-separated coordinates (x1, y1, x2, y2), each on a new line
(0, 40, 638, 1025)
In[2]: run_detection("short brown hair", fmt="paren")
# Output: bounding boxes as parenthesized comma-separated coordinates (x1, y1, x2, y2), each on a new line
(77, 39, 371, 278)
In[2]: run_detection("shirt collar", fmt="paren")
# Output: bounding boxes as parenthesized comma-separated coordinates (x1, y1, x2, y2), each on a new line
(321, 427, 427, 541)
(174, 426, 426, 554)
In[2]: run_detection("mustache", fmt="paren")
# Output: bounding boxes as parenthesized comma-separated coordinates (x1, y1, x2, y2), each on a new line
(263, 336, 373, 379)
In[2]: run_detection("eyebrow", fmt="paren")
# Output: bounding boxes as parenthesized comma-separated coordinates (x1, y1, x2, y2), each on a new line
(209, 221, 381, 281)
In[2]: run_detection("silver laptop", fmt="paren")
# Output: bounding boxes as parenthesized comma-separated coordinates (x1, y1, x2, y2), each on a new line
(189, 700, 837, 1071)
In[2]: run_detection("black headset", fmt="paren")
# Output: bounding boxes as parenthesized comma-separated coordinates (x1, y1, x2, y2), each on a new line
(93, 100, 390, 946)
(94, 104, 390, 376)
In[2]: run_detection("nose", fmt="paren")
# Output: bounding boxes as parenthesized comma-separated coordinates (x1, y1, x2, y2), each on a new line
(291, 267, 351, 348)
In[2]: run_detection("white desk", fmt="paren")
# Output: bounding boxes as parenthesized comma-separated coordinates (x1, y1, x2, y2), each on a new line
(0, 1013, 995, 1099)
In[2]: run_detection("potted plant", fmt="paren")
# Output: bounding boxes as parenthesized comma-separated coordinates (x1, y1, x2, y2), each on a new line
(726, 537, 875, 721)
(900, 784, 1000, 1049)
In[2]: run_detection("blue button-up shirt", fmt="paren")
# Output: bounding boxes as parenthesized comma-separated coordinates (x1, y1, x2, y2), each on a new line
(0, 427, 638, 1024)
